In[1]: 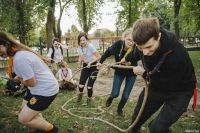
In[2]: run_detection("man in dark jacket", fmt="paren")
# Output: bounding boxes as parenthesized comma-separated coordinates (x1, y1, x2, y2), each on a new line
(123, 17, 196, 133)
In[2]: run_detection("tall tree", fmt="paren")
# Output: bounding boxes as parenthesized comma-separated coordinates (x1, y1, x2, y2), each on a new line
(128, 0, 132, 27)
(141, 0, 173, 30)
(75, 0, 103, 33)
(46, 0, 56, 49)
(0, 0, 49, 45)
(174, 0, 181, 39)
(55, 0, 73, 39)
(15, 0, 29, 44)
(116, 0, 140, 31)
(181, 0, 200, 37)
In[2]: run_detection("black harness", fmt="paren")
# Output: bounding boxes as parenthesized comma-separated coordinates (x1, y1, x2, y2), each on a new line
(142, 50, 173, 82)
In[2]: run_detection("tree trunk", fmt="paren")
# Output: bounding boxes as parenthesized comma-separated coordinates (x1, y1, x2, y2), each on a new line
(82, 0, 88, 33)
(128, 0, 132, 28)
(57, 6, 64, 40)
(46, 0, 56, 49)
(16, 0, 26, 44)
(174, 0, 181, 39)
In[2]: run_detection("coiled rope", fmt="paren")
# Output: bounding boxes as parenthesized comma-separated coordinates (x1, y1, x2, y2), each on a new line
(62, 64, 148, 132)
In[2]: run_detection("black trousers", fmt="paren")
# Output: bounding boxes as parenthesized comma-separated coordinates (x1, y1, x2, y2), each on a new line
(79, 62, 98, 97)
(131, 89, 193, 133)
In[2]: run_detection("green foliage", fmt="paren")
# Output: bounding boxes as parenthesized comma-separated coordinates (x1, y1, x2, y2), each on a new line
(141, 0, 173, 30)
(116, 0, 140, 31)
(0, 0, 49, 44)
(68, 24, 80, 36)
(116, 0, 199, 37)
(180, 0, 200, 37)
(75, 0, 104, 33)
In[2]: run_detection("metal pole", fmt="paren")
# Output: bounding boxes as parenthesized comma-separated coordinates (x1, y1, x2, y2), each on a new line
(39, 37, 42, 55)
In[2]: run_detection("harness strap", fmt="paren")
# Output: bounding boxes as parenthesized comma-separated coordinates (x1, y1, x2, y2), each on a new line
(143, 50, 198, 111)
(143, 50, 173, 80)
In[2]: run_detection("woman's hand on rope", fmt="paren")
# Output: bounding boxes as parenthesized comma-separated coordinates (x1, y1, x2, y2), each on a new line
(79, 55, 84, 62)
(96, 62, 107, 70)
(120, 58, 126, 64)
(87, 62, 92, 68)
(133, 66, 145, 76)
(13, 76, 22, 82)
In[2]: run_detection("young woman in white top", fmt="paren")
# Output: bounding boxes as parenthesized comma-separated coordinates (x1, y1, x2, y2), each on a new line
(0, 32, 59, 133)
(77, 32, 101, 106)
(46, 38, 70, 75)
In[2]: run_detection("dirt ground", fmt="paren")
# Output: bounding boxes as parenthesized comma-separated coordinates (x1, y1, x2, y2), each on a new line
(73, 66, 200, 114)
(72, 67, 144, 98)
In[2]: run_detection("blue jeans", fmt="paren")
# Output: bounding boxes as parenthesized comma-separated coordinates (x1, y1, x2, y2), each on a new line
(110, 72, 136, 110)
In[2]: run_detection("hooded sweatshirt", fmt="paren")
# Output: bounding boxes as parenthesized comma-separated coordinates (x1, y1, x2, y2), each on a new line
(126, 28, 196, 92)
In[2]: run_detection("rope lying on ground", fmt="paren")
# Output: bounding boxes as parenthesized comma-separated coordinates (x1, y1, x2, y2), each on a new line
(62, 64, 148, 132)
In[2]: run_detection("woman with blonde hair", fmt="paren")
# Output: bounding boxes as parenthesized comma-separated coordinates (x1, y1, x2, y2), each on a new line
(0, 32, 59, 133)
(97, 28, 137, 116)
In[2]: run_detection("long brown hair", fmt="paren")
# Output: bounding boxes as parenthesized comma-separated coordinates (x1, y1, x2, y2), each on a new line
(77, 32, 88, 46)
(0, 32, 46, 61)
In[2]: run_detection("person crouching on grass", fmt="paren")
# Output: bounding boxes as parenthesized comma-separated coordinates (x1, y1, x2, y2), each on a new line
(56, 61, 77, 90)
(121, 17, 197, 133)
(0, 32, 59, 133)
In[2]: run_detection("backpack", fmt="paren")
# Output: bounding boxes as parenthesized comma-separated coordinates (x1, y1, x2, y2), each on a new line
(51, 46, 63, 63)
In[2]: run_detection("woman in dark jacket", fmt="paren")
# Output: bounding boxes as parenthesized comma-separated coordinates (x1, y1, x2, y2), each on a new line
(123, 17, 196, 133)
(97, 28, 137, 116)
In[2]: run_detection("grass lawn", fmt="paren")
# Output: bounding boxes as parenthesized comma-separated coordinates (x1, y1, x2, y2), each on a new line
(0, 51, 199, 133)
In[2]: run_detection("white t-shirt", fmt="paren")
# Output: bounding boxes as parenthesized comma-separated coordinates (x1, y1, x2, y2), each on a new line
(47, 44, 69, 63)
(13, 51, 59, 96)
(57, 68, 72, 81)
(77, 43, 97, 63)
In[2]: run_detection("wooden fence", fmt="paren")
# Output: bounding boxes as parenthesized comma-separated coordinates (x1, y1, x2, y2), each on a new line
(1, 36, 199, 77)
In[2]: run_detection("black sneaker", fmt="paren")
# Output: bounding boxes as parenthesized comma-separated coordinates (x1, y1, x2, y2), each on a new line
(29, 129, 43, 133)
(105, 97, 113, 107)
(117, 109, 124, 116)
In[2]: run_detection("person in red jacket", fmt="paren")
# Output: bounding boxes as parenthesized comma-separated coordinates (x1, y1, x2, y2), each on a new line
(122, 17, 196, 133)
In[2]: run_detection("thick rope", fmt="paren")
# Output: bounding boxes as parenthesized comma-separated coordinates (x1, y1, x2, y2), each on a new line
(62, 64, 148, 132)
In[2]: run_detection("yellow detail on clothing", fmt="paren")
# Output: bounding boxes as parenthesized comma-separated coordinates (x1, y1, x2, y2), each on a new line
(29, 97, 37, 105)
(8, 56, 14, 78)
(7, 47, 17, 79)
(124, 47, 134, 58)
(46, 123, 54, 131)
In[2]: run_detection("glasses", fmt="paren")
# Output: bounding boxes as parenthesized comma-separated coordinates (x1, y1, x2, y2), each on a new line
(125, 38, 133, 42)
